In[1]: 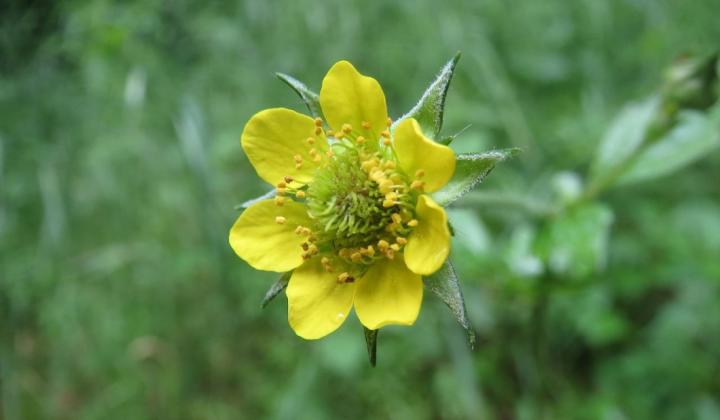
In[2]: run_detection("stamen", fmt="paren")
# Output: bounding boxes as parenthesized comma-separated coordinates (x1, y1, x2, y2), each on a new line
(275, 216, 286, 224)
(326, 130, 335, 137)
(361, 121, 371, 129)
(381, 130, 390, 138)
(306, 137, 315, 145)
(275, 196, 285, 206)
(284, 176, 294, 183)
(350, 252, 363, 263)
(314, 118, 323, 127)
(396, 237, 408, 245)
(378, 240, 389, 251)
(386, 117, 392, 127)
(277, 181, 287, 188)
(415, 169, 425, 178)
(296, 190, 306, 198)
(342, 123, 353, 134)
(315, 127, 323, 135)
(390, 243, 401, 251)
(408, 219, 419, 227)
(356, 136, 366, 145)
(411, 180, 425, 190)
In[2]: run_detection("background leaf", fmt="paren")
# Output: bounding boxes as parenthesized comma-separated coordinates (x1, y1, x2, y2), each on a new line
(433, 149, 519, 206)
(618, 107, 720, 185)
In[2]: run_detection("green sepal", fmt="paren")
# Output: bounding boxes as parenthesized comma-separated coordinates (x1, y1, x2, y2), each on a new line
(393, 52, 461, 140)
(424, 260, 476, 349)
(432, 148, 519, 207)
(236, 189, 276, 210)
(275, 72, 323, 119)
(363, 327, 378, 367)
(261, 272, 290, 308)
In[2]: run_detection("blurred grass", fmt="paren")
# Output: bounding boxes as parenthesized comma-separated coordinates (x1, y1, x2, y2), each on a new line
(1, 0, 720, 419)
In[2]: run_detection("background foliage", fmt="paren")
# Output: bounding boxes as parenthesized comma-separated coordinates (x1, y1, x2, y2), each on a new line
(2, 0, 720, 419)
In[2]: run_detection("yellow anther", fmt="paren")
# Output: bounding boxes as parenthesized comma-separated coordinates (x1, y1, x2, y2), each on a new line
(302, 251, 311, 260)
(381, 130, 390, 138)
(379, 179, 394, 193)
(365, 245, 375, 257)
(411, 180, 425, 190)
(335, 132, 345, 140)
(342, 123, 353, 133)
(326, 130, 335, 137)
(378, 240, 390, 251)
(275, 196, 285, 206)
(390, 243, 401, 252)
(326, 150, 334, 157)
(385, 249, 395, 260)
(293, 155, 303, 163)
(391, 213, 402, 224)
(314, 117, 323, 127)
(415, 169, 425, 178)
(275, 216, 286, 224)
(387, 117, 393, 127)
(324, 264, 334, 273)
(408, 219, 419, 227)
(339, 248, 350, 258)
(301, 227, 312, 236)
(284, 176, 294, 183)
(361, 121, 371, 129)
(321, 257, 330, 265)
(309, 148, 317, 156)
(314, 154, 322, 162)
(276, 187, 286, 196)
(390, 174, 403, 183)
(383, 199, 396, 208)
(295, 226, 305, 235)
(356, 136, 366, 144)
(338, 272, 350, 283)
(277, 181, 287, 188)
(385, 192, 398, 201)
(383, 161, 396, 170)
(296, 190, 306, 198)
(301, 242, 309, 251)
(383, 138, 391, 146)
(396, 237, 408, 245)
(295, 163, 302, 169)
(306, 137, 315, 145)
(314, 127, 323, 135)
(350, 252, 363, 262)
(308, 244, 319, 255)
(308, 235, 317, 243)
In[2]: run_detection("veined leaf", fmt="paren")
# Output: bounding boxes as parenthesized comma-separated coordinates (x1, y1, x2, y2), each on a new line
(393, 53, 461, 140)
(363, 327, 378, 367)
(424, 260, 476, 349)
(618, 107, 720, 185)
(236, 189, 276, 210)
(432, 148, 519, 207)
(276, 72, 323, 119)
(590, 97, 660, 183)
(261, 272, 290, 308)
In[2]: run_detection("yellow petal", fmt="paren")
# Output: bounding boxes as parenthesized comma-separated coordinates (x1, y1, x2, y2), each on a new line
(229, 199, 311, 272)
(394, 118, 455, 192)
(319, 60, 388, 142)
(405, 195, 451, 275)
(241, 108, 327, 185)
(354, 256, 423, 330)
(286, 258, 356, 339)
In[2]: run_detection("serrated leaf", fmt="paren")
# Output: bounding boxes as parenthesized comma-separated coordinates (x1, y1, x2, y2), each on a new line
(618, 107, 720, 185)
(432, 148, 519, 207)
(363, 327, 378, 367)
(236, 189, 276, 210)
(261, 272, 290, 308)
(590, 97, 660, 182)
(275, 72, 323, 118)
(393, 53, 461, 139)
(424, 260, 476, 349)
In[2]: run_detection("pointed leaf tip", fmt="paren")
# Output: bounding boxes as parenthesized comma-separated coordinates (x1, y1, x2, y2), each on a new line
(424, 260, 476, 349)
(363, 327, 378, 367)
(261, 272, 290, 308)
(432, 148, 519, 206)
(393, 54, 462, 139)
(275, 72, 323, 118)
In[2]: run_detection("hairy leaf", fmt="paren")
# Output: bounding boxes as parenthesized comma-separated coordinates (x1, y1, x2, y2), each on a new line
(424, 260, 476, 349)
(276, 72, 323, 118)
(432, 148, 519, 206)
(393, 53, 461, 139)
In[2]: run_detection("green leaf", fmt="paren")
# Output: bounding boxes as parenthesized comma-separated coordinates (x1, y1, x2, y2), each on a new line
(424, 260, 476, 349)
(432, 148, 519, 207)
(261, 272, 290, 308)
(536, 204, 614, 279)
(393, 52, 461, 140)
(590, 97, 660, 183)
(363, 327, 378, 367)
(618, 107, 720, 185)
(236, 189, 276, 210)
(275, 72, 323, 118)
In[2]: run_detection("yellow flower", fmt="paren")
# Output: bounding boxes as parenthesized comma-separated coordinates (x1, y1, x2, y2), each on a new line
(229, 61, 456, 339)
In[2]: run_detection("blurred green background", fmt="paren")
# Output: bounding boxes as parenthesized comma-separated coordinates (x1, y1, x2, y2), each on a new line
(2, 0, 720, 419)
